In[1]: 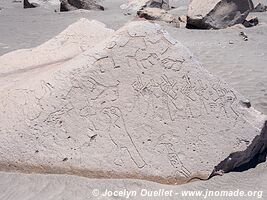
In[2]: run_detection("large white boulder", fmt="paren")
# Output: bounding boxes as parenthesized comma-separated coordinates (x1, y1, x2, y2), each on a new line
(187, 0, 254, 29)
(0, 18, 114, 76)
(0, 20, 265, 184)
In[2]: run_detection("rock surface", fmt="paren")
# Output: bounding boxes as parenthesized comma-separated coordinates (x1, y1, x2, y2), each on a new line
(212, 121, 267, 175)
(121, 0, 170, 15)
(0, 20, 266, 184)
(0, 18, 114, 76)
(120, 0, 152, 14)
(60, 0, 77, 11)
(23, 0, 39, 8)
(144, 0, 170, 10)
(243, 16, 259, 28)
(60, 0, 104, 12)
(137, 7, 179, 27)
(252, 3, 267, 12)
(187, 0, 254, 29)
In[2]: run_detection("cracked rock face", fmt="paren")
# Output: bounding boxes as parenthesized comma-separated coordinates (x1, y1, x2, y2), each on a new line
(187, 0, 254, 29)
(0, 20, 266, 184)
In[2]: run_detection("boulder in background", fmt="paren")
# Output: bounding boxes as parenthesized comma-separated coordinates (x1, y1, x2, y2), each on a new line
(187, 0, 254, 29)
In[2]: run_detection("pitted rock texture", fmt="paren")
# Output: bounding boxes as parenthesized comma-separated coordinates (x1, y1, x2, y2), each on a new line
(187, 0, 254, 29)
(0, 21, 265, 184)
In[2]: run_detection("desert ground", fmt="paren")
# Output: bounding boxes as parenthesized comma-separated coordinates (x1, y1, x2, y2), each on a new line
(0, 0, 266, 199)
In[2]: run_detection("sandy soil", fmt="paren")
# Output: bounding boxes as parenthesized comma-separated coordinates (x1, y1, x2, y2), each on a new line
(0, 162, 266, 200)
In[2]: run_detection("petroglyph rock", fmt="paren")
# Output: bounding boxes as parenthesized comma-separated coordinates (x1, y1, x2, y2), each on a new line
(0, 21, 265, 184)
(187, 0, 254, 29)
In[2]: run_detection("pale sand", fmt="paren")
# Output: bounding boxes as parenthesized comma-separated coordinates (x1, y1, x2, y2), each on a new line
(0, 162, 266, 199)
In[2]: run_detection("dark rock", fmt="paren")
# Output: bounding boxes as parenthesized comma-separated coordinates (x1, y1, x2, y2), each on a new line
(60, 0, 104, 12)
(62, 157, 68, 162)
(23, 0, 39, 9)
(252, 3, 267, 12)
(210, 121, 267, 176)
(239, 31, 248, 41)
(241, 100, 252, 108)
(60, 0, 77, 12)
(187, 0, 254, 29)
(144, 0, 170, 10)
(243, 17, 259, 28)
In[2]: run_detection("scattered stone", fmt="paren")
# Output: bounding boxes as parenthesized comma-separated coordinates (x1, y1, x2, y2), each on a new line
(243, 17, 259, 28)
(137, 7, 179, 27)
(23, 0, 39, 8)
(252, 3, 267, 12)
(121, 0, 170, 15)
(62, 158, 68, 162)
(187, 0, 254, 29)
(241, 100, 252, 108)
(178, 15, 187, 23)
(60, 0, 104, 12)
(60, 0, 77, 12)
(143, 0, 170, 10)
(239, 31, 248, 41)
(178, 15, 187, 28)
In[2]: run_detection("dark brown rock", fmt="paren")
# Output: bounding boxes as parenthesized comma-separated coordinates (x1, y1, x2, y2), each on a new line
(252, 3, 267, 12)
(211, 121, 267, 176)
(23, 0, 39, 9)
(144, 0, 170, 10)
(60, 0, 104, 12)
(187, 0, 254, 29)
